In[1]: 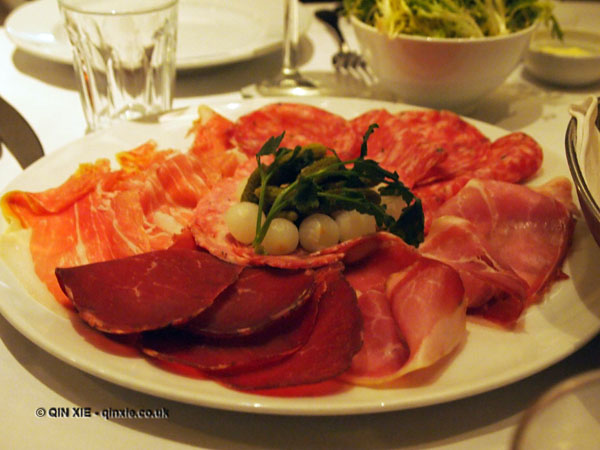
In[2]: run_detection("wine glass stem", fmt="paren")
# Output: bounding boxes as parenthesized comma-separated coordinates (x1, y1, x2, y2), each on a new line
(281, 0, 300, 78)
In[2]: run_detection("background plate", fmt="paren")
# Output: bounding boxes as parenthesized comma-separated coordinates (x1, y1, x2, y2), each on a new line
(5, 0, 311, 70)
(1, 97, 599, 416)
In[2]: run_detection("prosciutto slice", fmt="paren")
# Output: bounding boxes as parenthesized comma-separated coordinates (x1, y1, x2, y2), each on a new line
(423, 177, 574, 324)
(342, 235, 467, 384)
(1, 106, 243, 307)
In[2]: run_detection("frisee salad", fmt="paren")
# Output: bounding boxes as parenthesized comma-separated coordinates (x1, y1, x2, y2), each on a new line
(344, 0, 562, 39)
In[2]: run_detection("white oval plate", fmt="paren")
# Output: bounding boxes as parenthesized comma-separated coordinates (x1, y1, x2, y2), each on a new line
(5, 0, 311, 70)
(1, 97, 599, 416)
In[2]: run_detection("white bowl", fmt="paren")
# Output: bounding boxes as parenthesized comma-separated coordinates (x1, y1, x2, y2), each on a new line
(524, 28, 600, 87)
(350, 16, 536, 110)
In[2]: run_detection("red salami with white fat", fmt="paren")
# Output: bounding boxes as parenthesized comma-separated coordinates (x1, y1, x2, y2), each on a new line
(232, 103, 359, 159)
(350, 109, 448, 187)
(55, 249, 243, 334)
(182, 267, 315, 337)
(394, 109, 491, 184)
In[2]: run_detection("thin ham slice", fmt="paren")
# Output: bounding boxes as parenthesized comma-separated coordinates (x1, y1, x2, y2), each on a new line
(2, 106, 244, 307)
(341, 290, 409, 384)
(55, 249, 243, 333)
(384, 258, 466, 377)
(342, 235, 466, 384)
(425, 177, 574, 324)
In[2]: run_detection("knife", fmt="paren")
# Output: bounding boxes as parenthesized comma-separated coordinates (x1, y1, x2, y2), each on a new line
(0, 96, 44, 169)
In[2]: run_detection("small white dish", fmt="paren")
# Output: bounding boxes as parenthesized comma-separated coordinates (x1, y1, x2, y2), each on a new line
(524, 28, 600, 87)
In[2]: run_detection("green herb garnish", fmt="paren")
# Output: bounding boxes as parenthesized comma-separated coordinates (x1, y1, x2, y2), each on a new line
(246, 125, 424, 253)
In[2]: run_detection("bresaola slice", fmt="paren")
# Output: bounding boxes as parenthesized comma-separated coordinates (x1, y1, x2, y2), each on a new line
(215, 264, 363, 390)
(182, 267, 316, 338)
(141, 290, 320, 373)
(55, 249, 243, 333)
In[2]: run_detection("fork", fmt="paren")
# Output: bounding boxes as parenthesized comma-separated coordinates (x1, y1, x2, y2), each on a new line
(315, 8, 375, 86)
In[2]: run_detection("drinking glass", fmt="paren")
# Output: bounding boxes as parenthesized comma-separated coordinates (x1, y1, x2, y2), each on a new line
(512, 369, 600, 450)
(244, 0, 366, 97)
(59, 0, 178, 131)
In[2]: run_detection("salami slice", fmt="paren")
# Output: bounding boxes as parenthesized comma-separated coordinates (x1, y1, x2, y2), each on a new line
(191, 160, 389, 269)
(214, 264, 363, 390)
(232, 103, 359, 160)
(350, 109, 448, 187)
(394, 109, 491, 184)
(55, 249, 243, 333)
(182, 267, 315, 337)
(470, 132, 543, 183)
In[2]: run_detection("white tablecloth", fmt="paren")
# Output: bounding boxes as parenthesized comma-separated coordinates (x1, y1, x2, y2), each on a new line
(1, 2, 599, 449)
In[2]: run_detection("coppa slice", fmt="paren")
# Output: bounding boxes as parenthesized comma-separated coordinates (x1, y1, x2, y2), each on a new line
(182, 267, 316, 338)
(55, 249, 243, 334)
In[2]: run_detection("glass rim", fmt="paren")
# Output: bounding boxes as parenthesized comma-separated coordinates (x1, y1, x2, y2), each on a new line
(511, 368, 600, 449)
(57, 0, 178, 15)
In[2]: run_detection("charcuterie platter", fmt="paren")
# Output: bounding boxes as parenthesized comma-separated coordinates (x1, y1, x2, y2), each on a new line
(1, 97, 599, 415)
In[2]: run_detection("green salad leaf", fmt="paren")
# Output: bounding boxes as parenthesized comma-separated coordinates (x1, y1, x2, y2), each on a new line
(344, 0, 562, 39)
(243, 125, 425, 252)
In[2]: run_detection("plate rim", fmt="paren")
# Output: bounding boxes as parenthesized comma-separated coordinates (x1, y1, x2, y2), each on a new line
(1, 96, 599, 416)
(5, 0, 312, 70)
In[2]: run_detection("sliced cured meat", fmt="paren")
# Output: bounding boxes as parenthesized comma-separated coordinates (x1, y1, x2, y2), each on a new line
(431, 178, 574, 321)
(232, 103, 359, 160)
(385, 258, 466, 378)
(342, 290, 409, 384)
(421, 215, 529, 308)
(214, 264, 362, 390)
(394, 109, 491, 184)
(343, 232, 420, 294)
(140, 288, 320, 374)
(2, 108, 244, 307)
(342, 234, 466, 384)
(470, 132, 543, 183)
(349, 109, 447, 187)
(182, 267, 315, 337)
(413, 176, 470, 232)
(191, 162, 389, 268)
(55, 249, 243, 333)
(188, 105, 235, 154)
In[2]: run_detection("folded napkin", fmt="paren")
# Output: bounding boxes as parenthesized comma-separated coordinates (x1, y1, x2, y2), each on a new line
(569, 96, 600, 205)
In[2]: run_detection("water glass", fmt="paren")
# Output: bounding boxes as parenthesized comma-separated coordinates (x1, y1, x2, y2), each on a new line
(59, 0, 178, 131)
(512, 369, 600, 450)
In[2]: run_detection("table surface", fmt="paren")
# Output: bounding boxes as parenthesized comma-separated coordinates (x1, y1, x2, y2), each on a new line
(1, 2, 599, 449)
